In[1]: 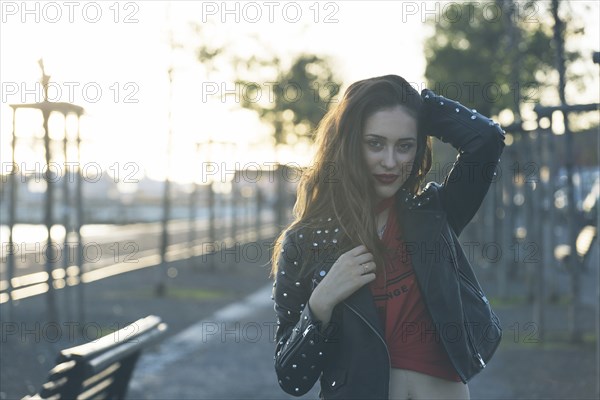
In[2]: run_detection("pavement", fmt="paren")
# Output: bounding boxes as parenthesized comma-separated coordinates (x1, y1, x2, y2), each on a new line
(1, 230, 599, 400)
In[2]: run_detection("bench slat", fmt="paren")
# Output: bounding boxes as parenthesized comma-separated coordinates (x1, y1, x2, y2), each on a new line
(59, 316, 162, 362)
(40, 377, 68, 395)
(48, 360, 77, 378)
(86, 324, 167, 374)
(81, 362, 121, 389)
(77, 376, 113, 400)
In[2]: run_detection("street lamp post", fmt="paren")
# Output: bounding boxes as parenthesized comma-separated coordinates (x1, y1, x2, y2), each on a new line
(157, 65, 175, 297)
(7, 59, 85, 322)
(40, 61, 58, 323)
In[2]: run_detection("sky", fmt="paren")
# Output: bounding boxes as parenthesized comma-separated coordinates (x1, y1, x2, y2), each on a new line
(1, 1, 599, 188)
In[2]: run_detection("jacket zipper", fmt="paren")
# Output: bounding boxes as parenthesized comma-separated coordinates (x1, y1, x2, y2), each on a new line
(344, 302, 391, 397)
(457, 270, 489, 369)
(457, 268, 489, 304)
(278, 323, 315, 368)
(441, 232, 486, 370)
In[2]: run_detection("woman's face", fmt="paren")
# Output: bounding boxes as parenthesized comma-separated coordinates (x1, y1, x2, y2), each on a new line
(362, 106, 418, 202)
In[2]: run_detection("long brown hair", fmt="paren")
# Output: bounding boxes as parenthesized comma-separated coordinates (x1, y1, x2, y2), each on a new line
(270, 75, 432, 279)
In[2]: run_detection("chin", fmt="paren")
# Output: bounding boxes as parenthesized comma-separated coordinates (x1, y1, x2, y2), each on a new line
(375, 185, 401, 200)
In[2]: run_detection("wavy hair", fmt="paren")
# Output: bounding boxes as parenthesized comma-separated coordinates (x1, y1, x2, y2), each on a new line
(270, 75, 432, 279)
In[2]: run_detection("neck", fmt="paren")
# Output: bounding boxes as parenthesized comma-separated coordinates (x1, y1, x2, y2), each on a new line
(375, 195, 395, 214)
(376, 206, 390, 239)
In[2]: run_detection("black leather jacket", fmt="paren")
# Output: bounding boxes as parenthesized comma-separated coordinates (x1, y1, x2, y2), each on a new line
(272, 89, 506, 399)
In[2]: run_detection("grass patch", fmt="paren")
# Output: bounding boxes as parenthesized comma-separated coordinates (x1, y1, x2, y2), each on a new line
(488, 296, 528, 307)
(164, 287, 230, 301)
(113, 287, 231, 301)
(501, 330, 597, 350)
(489, 294, 578, 308)
(550, 295, 573, 306)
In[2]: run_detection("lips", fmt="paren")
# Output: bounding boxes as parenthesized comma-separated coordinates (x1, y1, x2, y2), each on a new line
(374, 174, 399, 185)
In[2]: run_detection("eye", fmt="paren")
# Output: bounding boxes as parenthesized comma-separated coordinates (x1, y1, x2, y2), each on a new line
(397, 143, 415, 152)
(365, 139, 383, 150)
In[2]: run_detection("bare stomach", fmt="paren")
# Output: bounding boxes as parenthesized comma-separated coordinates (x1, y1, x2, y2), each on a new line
(388, 368, 470, 400)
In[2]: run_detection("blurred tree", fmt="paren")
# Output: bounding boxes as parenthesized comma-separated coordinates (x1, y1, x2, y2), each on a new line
(191, 24, 223, 77)
(235, 54, 341, 146)
(189, 20, 340, 147)
(423, 0, 586, 118)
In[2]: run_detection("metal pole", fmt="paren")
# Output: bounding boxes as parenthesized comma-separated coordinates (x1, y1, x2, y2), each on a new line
(75, 114, 85, 324)
(208, 161, 216, 272)
(158, 166, 171, 296)
(230, 175, 238, 254)
(62, 114, 71, 321)
(520, 131, 536, 302)
(208, 181, 216, 270)
(506, 140, 519, 284)
(255, 186, 262, 242)
(547, 120, 560, 302)
(43, 105, 57, 323)
(158, 3, 175, 295)
(244, 189, 250, 242)
(188, 145, 200, 267)
(6, 107, 17, 321)
(502, 0, 522, 122)
(499, 0, 522, 302)
(276, 163, 285, 231)
(552, 0, 581, 343)
(158, 66, 174, 296)
(39, 60, 58, 323)
(532, 128, 546, 342)
(497, 145, 508, 299)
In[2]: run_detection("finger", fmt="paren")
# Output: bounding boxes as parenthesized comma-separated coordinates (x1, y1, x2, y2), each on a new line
(360, 272, 377, 285)
(358, 261, 374, 275)
(355, 253, 374, 265)
(349, 244, 368, 256)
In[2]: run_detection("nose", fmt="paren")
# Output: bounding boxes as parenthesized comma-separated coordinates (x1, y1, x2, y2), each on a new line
(381, 148, 397, 169)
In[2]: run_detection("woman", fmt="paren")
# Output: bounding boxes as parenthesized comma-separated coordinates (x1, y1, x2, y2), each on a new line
(271, 75, 504, 400)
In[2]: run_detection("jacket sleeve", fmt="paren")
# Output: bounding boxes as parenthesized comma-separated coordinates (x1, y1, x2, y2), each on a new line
(272, 229, 336, 396)
(419, 88, 506, 237)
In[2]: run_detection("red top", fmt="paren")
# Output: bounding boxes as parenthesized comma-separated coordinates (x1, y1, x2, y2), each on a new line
(370, 196, 461, 382)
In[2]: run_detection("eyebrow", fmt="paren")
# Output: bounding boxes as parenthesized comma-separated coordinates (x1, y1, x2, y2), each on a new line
(364, 134, 416, 141)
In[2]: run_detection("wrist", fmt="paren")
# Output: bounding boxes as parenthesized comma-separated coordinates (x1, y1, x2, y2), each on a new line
(308, 291, 334, 325)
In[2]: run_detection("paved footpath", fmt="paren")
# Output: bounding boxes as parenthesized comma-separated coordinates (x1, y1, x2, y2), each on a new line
(2, 236, 599, 399)
(128, 285, 321, 399)
(126, 284, 599, 400)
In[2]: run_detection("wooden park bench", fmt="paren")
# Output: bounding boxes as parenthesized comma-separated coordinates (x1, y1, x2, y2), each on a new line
(22, 315, 168, 400)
